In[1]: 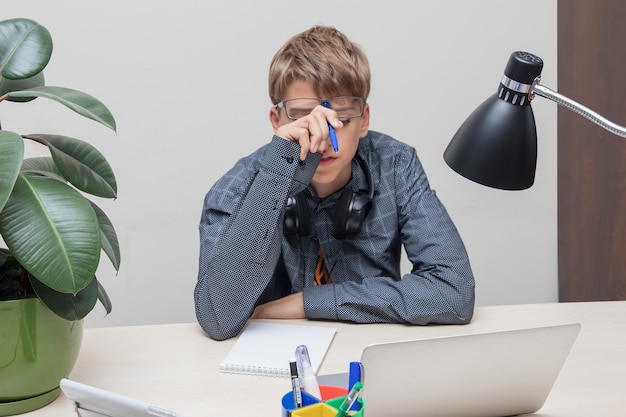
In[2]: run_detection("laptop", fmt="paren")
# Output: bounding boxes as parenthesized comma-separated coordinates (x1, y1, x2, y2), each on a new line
(60, 379, 188, 417)
(320, 323, 581, 417)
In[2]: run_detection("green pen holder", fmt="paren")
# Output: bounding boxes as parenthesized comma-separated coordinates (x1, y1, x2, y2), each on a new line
(290, 396, 365, 417)
(326, 395, 365, 417)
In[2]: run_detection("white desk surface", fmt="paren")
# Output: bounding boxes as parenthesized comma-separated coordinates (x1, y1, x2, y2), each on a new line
(25, 301, 626, 417)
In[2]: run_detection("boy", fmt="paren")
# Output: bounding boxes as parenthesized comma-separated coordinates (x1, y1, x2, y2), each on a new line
(195, 26, 475, 340)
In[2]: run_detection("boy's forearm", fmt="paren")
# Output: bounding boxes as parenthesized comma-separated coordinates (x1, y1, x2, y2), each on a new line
(195, 139, 319, 340)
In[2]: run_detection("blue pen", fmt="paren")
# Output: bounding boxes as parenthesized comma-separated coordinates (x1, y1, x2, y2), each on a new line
(348, 362, 362, 411)
(321, 101, 339, 153)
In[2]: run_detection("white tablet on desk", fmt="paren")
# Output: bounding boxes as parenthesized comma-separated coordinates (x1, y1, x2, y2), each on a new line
(60, 379, 188, 417)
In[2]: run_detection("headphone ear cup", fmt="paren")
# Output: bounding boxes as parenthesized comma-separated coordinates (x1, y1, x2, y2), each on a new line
(284, 194, 312, 236)
(332, 189, 352, 240)
(333, 189, 372, 239)
(283, 196, 297, 234)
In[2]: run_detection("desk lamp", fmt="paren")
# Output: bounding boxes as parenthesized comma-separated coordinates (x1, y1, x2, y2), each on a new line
(443, 51, 626, 190)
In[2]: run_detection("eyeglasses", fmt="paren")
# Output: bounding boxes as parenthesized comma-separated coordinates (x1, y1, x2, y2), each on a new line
(275, 96, 365, 121)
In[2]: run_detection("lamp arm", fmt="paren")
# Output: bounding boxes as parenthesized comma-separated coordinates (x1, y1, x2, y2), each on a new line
(532, 82, 626, 137)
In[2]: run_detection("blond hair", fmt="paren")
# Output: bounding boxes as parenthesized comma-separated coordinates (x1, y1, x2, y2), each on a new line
(268, 26, 371, 104)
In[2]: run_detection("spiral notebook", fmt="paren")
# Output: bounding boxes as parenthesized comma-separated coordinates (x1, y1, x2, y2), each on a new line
(219, 321, 336, 377)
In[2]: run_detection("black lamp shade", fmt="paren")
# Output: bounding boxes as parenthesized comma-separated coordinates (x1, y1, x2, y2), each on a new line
(444, 94, 538, 190)
(444, 51, 543, 190)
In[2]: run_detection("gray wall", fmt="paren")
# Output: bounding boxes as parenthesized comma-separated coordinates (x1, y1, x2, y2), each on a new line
(2, 0, 558, 327)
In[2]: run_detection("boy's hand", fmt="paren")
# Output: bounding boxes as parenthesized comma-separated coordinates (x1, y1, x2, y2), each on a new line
(251, 292, 305, 319)
(275, 106, 343, 161)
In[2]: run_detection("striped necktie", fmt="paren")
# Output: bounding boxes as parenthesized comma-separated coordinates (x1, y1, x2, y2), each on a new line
(314, 246, 332, 285)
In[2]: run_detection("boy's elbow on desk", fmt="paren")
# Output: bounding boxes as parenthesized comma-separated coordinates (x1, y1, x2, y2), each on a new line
(197, 316, 244, 341)
(450, 288, 476, 325)
(194, 298, 246, 341)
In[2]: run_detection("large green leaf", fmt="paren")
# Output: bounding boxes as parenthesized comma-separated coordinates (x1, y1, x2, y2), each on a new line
(0, 18, 52, 80)
(0, 130, 24, 212)
(0, 247, 13, 268)
(0, 71, 44, 101)
(0, 175, 101, 293)
(7, 86, 116, 131)
(30, 274, 98, 321)
(90, 201, 121, 271)
(26, 134, 117, 198)
(97, 279, 112, 315)
(20, 156, 64, 181)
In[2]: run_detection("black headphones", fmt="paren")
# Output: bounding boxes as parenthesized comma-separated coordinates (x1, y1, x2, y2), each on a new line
(283, 155, 374, 239)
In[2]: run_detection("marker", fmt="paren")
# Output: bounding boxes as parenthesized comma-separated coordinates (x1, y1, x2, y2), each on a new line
(348, 362, 362, 411)
(295, 345, 322, 399)
(321, 101, 339, 153)
(336, 381, 363, 417)
(289, 360, 303, 408)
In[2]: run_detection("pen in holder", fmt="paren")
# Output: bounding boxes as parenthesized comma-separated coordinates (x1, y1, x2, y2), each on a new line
(335, 382, 362, 417)
(348, 362, 362, 412)
(296, 345, 322, 400)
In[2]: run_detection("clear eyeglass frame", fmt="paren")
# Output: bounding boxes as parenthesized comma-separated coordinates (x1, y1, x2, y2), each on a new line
(275, 96, 365, 121)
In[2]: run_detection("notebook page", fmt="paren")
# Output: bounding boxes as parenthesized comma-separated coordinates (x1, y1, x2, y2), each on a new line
(219, 321, 337, 377)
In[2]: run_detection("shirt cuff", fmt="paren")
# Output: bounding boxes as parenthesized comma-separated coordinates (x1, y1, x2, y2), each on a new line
(303, 285, 338, 320)
(261, 136, 321, 190)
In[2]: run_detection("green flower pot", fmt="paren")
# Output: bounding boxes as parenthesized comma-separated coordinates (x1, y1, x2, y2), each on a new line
(0, 297, 83, 416)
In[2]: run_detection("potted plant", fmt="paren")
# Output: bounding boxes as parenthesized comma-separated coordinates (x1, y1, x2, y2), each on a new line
(0, 18, 119, 415)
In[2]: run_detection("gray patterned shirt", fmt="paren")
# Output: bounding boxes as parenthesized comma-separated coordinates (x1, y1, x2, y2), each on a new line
(195, 131, 475, 340)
